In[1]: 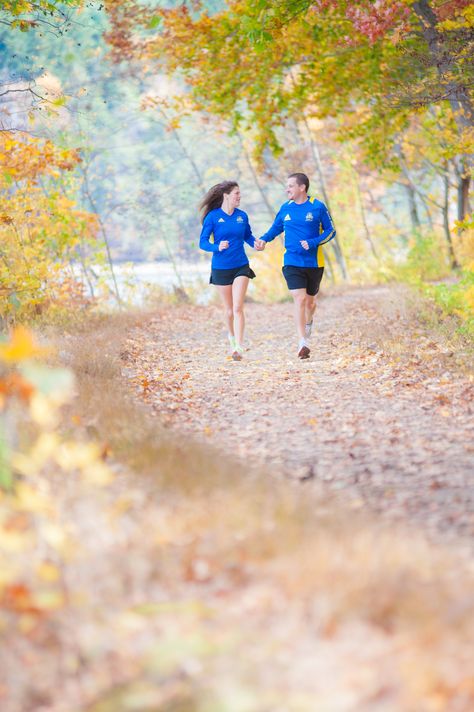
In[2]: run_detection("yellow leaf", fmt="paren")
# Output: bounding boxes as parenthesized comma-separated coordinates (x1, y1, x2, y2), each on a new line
(55, 441, 101, 470)
(34, 589, 64, 611)
(42, 523, 68, 552)
(0, 530, 31, 555)
(0, 326, 49, 363)
(82, 462, 114, 486)
(13, 432, 60, 475)
(15, 483, 51, 513)
(37, 562, 61, 583)
(29, 393, 59, 428)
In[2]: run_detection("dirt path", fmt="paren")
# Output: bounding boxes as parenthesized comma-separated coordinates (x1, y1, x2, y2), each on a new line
(5, 286, 474, 712)
(123, 285, 474, 547)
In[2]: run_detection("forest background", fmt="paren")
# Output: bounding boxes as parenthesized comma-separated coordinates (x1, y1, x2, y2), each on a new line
(1, 0, 473, 323)
(1, 2, 474, 711)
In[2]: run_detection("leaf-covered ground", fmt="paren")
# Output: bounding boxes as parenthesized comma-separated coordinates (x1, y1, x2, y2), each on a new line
(3, 286, 474, 712)
(124, 285, 474, 549)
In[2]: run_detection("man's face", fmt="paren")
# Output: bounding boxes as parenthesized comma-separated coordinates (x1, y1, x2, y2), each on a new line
(286, 177, 306, 201)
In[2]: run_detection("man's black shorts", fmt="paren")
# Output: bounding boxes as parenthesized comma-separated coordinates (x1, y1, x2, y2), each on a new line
(282, 265, 324, 296)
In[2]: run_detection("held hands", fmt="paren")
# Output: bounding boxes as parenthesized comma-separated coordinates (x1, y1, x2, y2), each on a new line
(254, 239, 266, 251)
(300, 240, 309, 251)
(218, 240, 229, 251)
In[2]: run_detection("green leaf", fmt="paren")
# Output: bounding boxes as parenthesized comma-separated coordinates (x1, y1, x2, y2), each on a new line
(0, 428, 13, 491)
(148, 15, 161, 30)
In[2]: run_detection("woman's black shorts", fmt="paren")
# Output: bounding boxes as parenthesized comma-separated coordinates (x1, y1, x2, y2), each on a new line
(210, 263, 256, 286)
(282, 265, 324, 296)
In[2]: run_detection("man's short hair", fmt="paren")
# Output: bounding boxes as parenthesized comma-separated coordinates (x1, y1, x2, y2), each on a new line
(288, 173, 309, 191)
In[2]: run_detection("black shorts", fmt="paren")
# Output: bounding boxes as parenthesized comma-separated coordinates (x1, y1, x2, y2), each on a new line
(210, 264, 256, 286)
(282, 265, 324, 296)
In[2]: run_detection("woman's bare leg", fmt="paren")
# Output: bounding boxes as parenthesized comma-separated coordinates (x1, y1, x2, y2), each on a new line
(231, 276, 249, 347)
(215, 285, 234, 340)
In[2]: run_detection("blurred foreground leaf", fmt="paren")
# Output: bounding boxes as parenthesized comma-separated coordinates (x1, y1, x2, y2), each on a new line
(20, 363, 75, 399)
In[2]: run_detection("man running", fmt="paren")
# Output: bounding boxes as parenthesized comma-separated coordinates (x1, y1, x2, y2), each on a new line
(255, 173, 336, 359)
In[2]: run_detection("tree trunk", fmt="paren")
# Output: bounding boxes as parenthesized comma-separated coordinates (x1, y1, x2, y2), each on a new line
(240, 139, 276, 219)
(417, 191, 435, 231)
(82, 165, 123, 308)
(353, 171, 379, 259)
(442, 168, 459, 269)
(457, 171, 471, 224)
(412, 0, 474, 135)
(324, 247, 335, 284)
(403, 182, 421, 232)
(297, 116, 349, 280)
(413, 0, 472, 228)
(395, 145, 441, 231)
(160, 221, 188, 294)
(157, 108, 207, 192)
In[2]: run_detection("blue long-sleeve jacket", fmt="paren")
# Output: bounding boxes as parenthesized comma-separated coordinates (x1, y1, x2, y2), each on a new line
(261, 197, 336, 268)
(199, 207, 256, 269)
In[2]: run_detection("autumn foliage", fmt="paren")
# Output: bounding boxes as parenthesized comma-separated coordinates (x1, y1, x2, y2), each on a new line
(0, 326, 112, 634)
(105, 0, 473, 155)
(2, 3, 474, 710)
(105, 0, 473, 288)
(0, 1, 84, 30)
(0, 132, 98, 321)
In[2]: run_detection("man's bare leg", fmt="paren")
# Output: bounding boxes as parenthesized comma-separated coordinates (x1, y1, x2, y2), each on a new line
(305, 294, 317, 337)
(290, 288, 310, 358)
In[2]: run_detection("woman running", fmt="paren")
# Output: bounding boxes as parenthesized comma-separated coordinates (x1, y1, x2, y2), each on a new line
(199, 181, 258, 361)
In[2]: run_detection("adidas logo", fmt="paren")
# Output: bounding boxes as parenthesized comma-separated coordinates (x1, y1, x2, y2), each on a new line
(218, 218, 225, 222)
(305, 212, 314, 221)
(284, 214, 291, 221)
(236, 216, 243, 222)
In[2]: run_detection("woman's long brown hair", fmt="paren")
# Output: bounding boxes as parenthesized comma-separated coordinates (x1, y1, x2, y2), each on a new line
(199, 181, 238, 222)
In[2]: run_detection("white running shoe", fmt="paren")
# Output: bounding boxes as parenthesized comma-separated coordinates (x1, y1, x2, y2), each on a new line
(305, 320, 313, 338)
(298, 338, 311, 359)
(232, 343, 244, 361)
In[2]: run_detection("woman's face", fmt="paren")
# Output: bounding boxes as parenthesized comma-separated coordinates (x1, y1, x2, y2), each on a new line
(227, 186, 241, 209)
